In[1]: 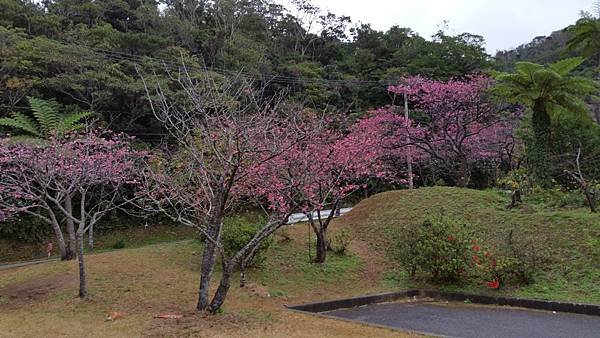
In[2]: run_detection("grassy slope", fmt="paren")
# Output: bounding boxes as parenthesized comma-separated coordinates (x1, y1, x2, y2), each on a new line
(336, 186, 600, 303)
(0, 228, 413, 337)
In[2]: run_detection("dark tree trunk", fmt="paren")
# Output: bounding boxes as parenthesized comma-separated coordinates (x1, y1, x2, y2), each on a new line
(532, 99, 551, 184)
(314, 229, 327, 264)
(76, 231, 87, 298)
(583, 188, 597, 213)
(458, 157, 470, 187)
(197, 213, 223, 311)
(239, 265, 246, 288)
(208, 262, 235, 313)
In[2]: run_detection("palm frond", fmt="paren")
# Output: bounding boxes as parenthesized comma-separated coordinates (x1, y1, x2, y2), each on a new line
(549, 57, 585, 76)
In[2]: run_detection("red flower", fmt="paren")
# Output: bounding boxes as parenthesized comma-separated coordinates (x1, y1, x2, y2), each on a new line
(472, 245, 481, 252)
(472, 255, 481, 264)
(486, 279, 500, 289)
(447, 235, 455, 241)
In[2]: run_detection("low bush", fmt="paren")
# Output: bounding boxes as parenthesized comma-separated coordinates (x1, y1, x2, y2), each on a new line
(221, 215, 272, 268)
(0, 214, 51, 242)
(328, 228, 352, 255)
(388, 213, 472, 282)
(112, 239, 127, 249)
(389, 213, 549, 289)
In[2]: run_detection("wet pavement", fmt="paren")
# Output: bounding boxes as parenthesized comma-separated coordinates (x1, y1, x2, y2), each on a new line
(325, 301, 600, 338)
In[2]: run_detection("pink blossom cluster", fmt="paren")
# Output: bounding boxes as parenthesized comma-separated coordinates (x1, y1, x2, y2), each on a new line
(0, 132, 145, 220)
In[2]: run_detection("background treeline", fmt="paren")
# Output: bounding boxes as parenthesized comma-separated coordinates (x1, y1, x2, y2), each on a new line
(0, 0, 492, 134)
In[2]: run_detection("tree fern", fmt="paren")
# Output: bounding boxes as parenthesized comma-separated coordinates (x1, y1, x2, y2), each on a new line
(27, 96, 61, 135)
(57, 111, 94, 133)
(0, 112, 42, 137)
(0, 97, 94, 140)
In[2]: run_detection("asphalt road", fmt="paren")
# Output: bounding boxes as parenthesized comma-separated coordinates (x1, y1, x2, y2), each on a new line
(325, 301, 600, 338)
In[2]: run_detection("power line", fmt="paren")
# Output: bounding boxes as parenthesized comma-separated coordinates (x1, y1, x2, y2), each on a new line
(22, 34, 391, 87)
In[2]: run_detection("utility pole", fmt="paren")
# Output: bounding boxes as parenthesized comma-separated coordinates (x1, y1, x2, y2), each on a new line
(404, 92, 414, 189)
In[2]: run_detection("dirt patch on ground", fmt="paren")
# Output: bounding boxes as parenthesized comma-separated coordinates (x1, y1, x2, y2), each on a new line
(0, 273, 76, 307)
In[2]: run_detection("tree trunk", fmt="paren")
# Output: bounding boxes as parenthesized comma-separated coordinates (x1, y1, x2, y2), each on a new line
(583, 187, 597, 213)
(507, 189, 522, 209)
(208, 262, 235, 313)
(239, 264, 246, 288)
(314, 229, 327, 264)
(532, 99, 551, 184)
(197, 218, 222, 311)
(88, 223, 94, 249)
(48, 210, 69, 260)
(458, 157, 470, 187)
(76, 230, 87, 298)
(64, 196, 77, 259)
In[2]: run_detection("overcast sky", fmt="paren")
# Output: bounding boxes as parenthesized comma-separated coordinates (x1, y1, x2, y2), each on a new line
(280, 0, 596, 54)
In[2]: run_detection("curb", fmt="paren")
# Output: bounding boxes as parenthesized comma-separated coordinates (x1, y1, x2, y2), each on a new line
(286, 289, 600, 317)
(0, 258, 59, 271)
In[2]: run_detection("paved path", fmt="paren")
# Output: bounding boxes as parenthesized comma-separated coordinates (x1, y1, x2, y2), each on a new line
(325, 301, 600, 338)
(287, 208, 353, 224)
(0, 257, 59, 271)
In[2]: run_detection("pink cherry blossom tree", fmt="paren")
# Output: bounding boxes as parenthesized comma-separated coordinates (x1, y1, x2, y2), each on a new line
(388, 75, 517, 187)
(255, 113, 401, 264)
(138, 69, 311, 313)
(0, 132, 144, 298)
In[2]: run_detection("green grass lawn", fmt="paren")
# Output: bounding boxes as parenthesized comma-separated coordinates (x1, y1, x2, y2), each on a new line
(336, 186, 600, 304)
(1, 186, 598, 337)
(0, 225, 408, 337)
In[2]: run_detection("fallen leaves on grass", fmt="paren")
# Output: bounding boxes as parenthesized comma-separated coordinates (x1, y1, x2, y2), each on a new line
(154, 313, 183, 319)
(106, 311, 127, 321)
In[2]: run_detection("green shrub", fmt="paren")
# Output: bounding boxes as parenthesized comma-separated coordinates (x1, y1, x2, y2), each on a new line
(388, 214, 472, 282)
(112, 239, 126, 249)
(527, 188, 587, 209)
(221, 215, 272, 267)
(466, 230, 549, 289)
(328, 228, 352, 255)
(0, 214, 50, 242)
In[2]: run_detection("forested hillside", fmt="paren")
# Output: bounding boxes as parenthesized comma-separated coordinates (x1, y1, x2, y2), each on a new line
(0, 0, 492, 134)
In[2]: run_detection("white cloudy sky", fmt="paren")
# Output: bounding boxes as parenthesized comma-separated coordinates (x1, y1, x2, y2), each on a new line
(279, 0, 596, 54)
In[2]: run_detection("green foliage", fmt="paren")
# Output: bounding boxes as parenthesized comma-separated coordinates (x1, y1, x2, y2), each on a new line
(328, 228, 352, 255)
(567, 16, 600, 62)
(388, 213, 472, 282)
(0, 97, 92, 139)
(221, 215, 273, 267)
(493, 58, 598, 184)
(0, 0, 492, 128)
(526, 188, 588, 209)
(112, 239, 126, 249)
(471, 231, 549, 287)
(493, 58, 596, 114)
(0, 214, 50, 242)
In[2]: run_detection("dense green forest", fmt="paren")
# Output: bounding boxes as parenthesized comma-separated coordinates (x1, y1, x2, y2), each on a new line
(3, 0, 599, 133)
(0, 0, 494, 134)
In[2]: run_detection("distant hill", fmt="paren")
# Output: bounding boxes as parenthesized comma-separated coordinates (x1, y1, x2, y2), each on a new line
(494, 30, 576, 71)
(494, 27, 600, 123)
